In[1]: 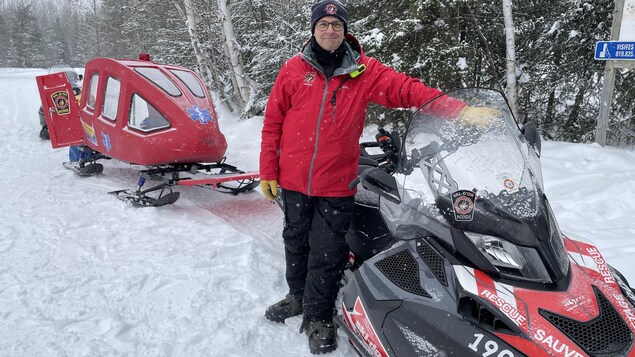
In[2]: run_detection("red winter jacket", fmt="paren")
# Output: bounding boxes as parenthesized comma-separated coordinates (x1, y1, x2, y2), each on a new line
(260, 35, 465, 197)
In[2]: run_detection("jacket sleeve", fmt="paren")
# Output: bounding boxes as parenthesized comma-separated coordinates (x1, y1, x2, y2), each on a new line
(259, 62, 293, 181)
(366, 57, 466, 118)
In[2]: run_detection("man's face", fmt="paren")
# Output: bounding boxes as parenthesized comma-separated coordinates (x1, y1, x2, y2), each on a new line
(314, 16, 345, 52)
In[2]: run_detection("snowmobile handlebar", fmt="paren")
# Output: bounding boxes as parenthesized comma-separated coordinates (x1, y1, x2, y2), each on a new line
(350, 127, 402, 190)
(359, 127, 401, 172)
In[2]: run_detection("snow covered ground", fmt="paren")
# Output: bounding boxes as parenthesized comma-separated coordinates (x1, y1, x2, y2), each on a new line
(1, 68, 634, 356)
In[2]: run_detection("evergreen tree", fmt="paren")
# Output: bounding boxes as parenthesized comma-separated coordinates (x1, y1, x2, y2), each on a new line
(521, 0, 613, 142)
(8, 2, 44, 68)
(346, 0, 505, 129)
(234, 0, 311, 114)
(152, 14, 194, 68)
(0, 8, 12, 66)
(0, 0, 631, 145)
(100, 0, 133, 58)
(76, 0, 108, 63)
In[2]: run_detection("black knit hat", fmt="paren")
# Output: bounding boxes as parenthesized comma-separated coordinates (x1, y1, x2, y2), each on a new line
(311, 0, 348, 34)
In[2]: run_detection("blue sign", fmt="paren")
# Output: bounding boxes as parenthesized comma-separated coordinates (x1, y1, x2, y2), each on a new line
(595, 41, 635, 60)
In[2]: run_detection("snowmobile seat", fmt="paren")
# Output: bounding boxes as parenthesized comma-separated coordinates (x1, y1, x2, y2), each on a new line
(347, 164, 393, 265)
(354, 163, 381, 206)
(353, 185, 380, 207)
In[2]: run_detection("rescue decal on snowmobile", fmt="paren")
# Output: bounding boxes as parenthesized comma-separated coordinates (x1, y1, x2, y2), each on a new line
(332, 88, 635, 357)
(453, 240, 634, 356)
(564, 237, 635, 330)
(455, 267, 528, 327)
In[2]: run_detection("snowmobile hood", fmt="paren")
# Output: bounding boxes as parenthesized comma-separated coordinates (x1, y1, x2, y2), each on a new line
(383, 88, 569, 284)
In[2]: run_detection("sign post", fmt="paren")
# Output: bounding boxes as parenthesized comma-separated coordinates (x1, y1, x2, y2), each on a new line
(595, 0, 635, 146)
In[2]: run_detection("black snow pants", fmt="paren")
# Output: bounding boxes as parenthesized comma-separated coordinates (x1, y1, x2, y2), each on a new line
(281, 189, 354, 322)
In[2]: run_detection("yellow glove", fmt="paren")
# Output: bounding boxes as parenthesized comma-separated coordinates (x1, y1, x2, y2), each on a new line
(260, 179, 279, 201)
(459, 106, 502, 129)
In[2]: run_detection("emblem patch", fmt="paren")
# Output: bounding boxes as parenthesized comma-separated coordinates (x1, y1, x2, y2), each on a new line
(101, 131, 112, 152)
(452, 190, 476, 221)
(187, 106, 214, 124)
(51, 91, 70, 115)
(325, 4, 337, 14)
(304, 72, 317, 85)
(81, 119, 98, 146)
(499, 173, 518, 192)
(503, 178, 515, 190)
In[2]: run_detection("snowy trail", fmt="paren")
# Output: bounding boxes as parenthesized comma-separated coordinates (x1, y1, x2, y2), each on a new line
(541, 141, 635, 275)
(0, 69, 355, 356)
(1, 68, 635, 357)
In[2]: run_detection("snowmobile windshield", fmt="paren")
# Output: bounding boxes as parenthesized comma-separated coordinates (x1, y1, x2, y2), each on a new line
(48, 65, 82, 94)
(381, 88, 569, 284)
(48, 65, 80, 83)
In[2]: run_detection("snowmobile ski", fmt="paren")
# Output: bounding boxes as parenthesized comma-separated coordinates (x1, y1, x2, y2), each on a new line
(62, 161, 104, 176)
(109, 184, 181, 207)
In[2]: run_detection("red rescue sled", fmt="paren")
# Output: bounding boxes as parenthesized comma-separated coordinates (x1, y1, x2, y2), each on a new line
(36, 55, 259, 206)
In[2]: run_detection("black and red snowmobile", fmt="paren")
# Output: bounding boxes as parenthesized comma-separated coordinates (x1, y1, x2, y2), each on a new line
(337, 88, 635, 357)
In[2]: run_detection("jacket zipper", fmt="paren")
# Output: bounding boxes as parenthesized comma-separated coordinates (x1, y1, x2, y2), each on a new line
(307, 75, 330, 196)
(302, 46, 358, 196)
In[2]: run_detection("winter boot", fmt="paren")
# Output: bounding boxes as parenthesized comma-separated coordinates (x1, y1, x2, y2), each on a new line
(303, 320, 337, 354)
(265, 294, 303, 323)
(39, 125, 50, 140)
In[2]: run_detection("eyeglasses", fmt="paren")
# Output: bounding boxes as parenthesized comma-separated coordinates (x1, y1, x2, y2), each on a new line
(316, 21, 344, 32)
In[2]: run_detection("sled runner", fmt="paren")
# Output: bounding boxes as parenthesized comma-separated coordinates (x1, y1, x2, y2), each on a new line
(36, 54, 258, 206)
(108, 162, 259, 207)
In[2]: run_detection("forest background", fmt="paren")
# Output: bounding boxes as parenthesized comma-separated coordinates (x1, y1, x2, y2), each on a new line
(1, 0, 634, 145)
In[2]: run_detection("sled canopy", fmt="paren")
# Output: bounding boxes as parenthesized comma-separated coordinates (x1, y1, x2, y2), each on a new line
(36, 55, 230, 166)
(36, 55, 259, 206)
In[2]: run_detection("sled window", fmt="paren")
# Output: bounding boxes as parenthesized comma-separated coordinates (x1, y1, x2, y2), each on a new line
(170, 69, 205, 98)
(134, 67, 181, 97)
(128, 94, 170, 132)
(102, 77, 121, 121)
(87, 73, 99, 110)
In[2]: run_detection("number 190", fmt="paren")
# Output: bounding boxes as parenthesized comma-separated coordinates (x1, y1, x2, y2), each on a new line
(468, 334, 515, 357)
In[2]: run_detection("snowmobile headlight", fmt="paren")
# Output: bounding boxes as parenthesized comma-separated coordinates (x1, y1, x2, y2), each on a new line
(465, 232, 553, 283)
(465, 233, 526, 270)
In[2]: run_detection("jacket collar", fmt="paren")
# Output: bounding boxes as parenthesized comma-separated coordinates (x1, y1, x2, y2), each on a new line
(301, 34, 362, 76)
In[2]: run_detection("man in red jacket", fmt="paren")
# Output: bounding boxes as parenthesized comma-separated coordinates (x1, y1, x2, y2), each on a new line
(260, 0, 494, 353)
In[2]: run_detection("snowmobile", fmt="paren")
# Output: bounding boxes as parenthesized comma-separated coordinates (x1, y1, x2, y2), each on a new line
(336, 88, 635, 356)
(38, 64, 83, 140)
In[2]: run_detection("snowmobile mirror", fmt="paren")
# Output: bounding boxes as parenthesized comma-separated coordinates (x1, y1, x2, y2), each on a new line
(358, 167, 401, 204)
(521, 121, 541, 156)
